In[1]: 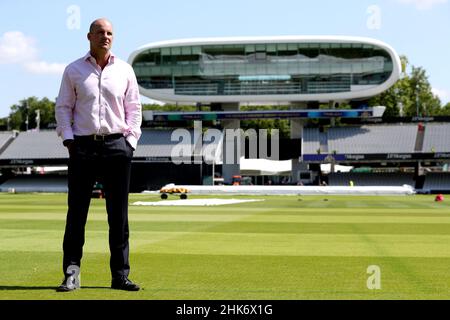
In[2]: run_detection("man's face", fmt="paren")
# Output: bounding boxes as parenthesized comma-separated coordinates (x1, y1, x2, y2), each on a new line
(88, 20, 113, 52)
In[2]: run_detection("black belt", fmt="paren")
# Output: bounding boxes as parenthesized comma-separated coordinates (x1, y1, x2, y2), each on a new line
(74, 133, 124, 141)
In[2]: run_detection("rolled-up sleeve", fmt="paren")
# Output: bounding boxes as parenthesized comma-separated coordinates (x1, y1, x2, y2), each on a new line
(123, 66, 142, 150)
(55, 66, 76, 141)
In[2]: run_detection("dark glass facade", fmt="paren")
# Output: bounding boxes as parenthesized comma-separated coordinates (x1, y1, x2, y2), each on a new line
(132, 42, 394, 96)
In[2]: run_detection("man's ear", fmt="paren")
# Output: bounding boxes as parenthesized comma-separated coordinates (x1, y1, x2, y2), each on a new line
(87, 32, 91, 41)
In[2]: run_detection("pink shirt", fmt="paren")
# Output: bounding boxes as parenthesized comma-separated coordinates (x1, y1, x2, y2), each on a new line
(55, 52, 142, 149)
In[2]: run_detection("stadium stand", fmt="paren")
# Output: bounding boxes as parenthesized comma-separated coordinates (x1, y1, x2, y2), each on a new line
(326, 124, 418, 154)
(1, 124, 450, 192)
(0, 128, 223, 191)
(422, 123, 450, 153)
(135, 129, 185, 159)
(0, 130, 67, 161)
(422, 172, 450, 192)
(302, 128, 320, 154)
(135, 128, 222, 163)
(0, 175, 67, 193)
(0, 131, 16, 155)
(328, 172, 415, 187)
(0, 129, 221, 161)
(0, 131, 68, 192)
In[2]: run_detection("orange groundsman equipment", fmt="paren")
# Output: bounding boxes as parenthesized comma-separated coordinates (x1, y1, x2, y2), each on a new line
(159, 185, 190, 200)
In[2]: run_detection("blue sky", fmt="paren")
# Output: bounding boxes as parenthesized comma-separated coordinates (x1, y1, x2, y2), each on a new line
(0, 0, 449, 117)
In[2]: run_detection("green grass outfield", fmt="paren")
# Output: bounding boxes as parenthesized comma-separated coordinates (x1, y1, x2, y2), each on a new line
(1, 192, 450, 300)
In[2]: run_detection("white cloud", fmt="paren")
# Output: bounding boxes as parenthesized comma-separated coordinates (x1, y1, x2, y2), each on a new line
(432, 88, 450, 103)
(0, 31, 37, 64)
(396, 0, 448, 10)
(0, 31, 66, 75)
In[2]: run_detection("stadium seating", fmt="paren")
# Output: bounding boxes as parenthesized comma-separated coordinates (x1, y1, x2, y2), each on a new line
(0, 175, 67, 193)
(302, 128, 320, 154)
(326, 125, 418, 154)
(135, 128, 223, 163)
(422, 123, 450, 153)
(0, 129, 222, 162)
(134, 129, 187, 159)
(1, 124, 450, 192)
(303, 124, 419, 155)
(328, 172, 415, 187)
(0, 132, 15, 154)
(422, 172, 450, 191)
(0, 130, 66, 160)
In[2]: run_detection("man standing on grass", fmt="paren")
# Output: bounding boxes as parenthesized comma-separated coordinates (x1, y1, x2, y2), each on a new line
(55, 18, 142, 292)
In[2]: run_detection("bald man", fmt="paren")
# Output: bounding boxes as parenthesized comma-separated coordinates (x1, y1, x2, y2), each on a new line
(55, 18, 142, 292)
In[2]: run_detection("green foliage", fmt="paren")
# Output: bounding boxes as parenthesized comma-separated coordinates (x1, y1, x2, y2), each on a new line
(240, 105, 291, 138)
(142, 103, 197, 112)
(439, 102, 450, 115)
(7, 96, 56, 131)
(0, 117, 7, 129)
(369, 55, 443, 117)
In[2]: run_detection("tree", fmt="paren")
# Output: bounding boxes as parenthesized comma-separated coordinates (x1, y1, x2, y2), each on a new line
(142, 103, 197, 112)
(406, 66, 441, 116)
(439, 102, 450, 116)
(8, 97, 56, 131)
(369, 76, 411, 117)
(369, 55, 442, 117)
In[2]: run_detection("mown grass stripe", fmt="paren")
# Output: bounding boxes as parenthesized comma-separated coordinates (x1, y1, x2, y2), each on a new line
(2, 228, 450, 258)
(3, 219, 450, 235)
(1, 251, 450, 299)
(4, 213, 450, 224)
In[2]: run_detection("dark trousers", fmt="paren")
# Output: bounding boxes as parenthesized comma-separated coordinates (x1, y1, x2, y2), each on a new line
(62, 135, 134, 279)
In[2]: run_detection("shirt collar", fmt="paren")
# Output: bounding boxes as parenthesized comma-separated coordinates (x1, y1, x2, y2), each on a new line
(84, 51, 115, 64)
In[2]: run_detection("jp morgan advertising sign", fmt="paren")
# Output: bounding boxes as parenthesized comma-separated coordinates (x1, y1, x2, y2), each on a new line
(302, 153, 450, 162)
